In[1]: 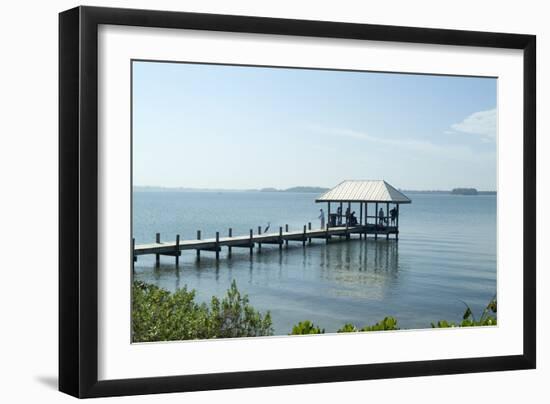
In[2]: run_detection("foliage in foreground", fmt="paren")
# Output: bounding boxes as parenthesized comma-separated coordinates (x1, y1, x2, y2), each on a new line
(290, 320, 325, 335)
(431, 297, 497, 328)
(338, 316, 399, 332)
(292, 298, 496, 334)
(290, 317, 399, 335)
(132, 280, 273, 342)
(133, 279, 497, 341)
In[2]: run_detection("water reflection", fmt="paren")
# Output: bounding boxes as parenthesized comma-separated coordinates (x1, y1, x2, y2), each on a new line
(135, 237, 404, 333)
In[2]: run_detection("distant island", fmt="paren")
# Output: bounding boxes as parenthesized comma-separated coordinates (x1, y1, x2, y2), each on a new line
(134, 185, 495, 195)
(452, 188, 477, 195)
(134, 185, 329, 193)
(402, 188, 496, 195)
(260, 186, 329, 193)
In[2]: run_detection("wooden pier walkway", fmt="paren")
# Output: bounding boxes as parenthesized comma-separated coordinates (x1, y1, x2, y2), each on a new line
(133, 224, 398, 265)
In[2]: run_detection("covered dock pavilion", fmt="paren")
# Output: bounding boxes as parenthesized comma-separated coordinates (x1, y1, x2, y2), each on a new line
(315, 180, 411, 240)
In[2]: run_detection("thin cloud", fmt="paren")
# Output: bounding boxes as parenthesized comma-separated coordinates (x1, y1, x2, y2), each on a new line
(305, 124, 493, 161)
(449, 108, 497, 141)
(307, 125, 446, 154)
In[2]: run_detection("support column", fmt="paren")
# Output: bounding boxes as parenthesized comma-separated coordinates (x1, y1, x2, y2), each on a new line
(155, 232, 160, 266)
(359, 202, 363, 240)
(375, 203, 378, 240)
(196, 230, 201, 261)
(396, 204, 400, 241)
(175, 234, 180, 266)
(215, 231, 220, 260)
(228, 228, 232, 257)
(386, 202, 390, 240)
(285, 224, 289, 247)
(249, 229, 253, 256)
(132, 238, 136, 272)
(258, 226, 262, 252)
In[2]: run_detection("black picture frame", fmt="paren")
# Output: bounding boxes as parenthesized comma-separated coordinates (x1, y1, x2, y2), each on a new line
(59, 5, 536, 398)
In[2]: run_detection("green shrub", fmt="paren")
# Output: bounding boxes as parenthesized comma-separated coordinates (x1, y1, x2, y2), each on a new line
(337, 323, 359, 333)
(290, 320, 324, 335)
(337, 317, 399, 333)
(432, 297, 497, 328)
(360, 316, 398, 331)
(132, 280, 273, 342)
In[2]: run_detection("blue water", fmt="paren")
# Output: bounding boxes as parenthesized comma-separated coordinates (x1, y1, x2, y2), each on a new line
(133, 191, 496, 334)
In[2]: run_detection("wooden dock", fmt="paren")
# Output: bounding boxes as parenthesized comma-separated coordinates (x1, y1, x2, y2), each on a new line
(133, 224, 398, 265)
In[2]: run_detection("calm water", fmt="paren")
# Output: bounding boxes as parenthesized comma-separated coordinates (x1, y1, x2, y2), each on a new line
(133, 191, 496, 334)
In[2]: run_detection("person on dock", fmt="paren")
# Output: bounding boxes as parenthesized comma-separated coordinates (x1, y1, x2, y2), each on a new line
(390, 207, 397, 225)
(378, 207, 385, 226)
(319, 208, 325, 229)
(336, 206, 342, 225)
(349, 211, 358, 226)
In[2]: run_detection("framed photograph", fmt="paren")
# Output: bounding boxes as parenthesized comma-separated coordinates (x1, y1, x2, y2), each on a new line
(59, 6, 536, 398)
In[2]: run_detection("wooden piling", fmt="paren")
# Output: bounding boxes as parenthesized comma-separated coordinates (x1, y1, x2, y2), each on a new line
(228, 228, 233, 256)
(308, 222, 312, 244)
(285, 224, 289, 247)
(132, 238, 136, 271)
(175, 234, 180, 266)
(386, 202, 390, 240)
(345, 210, 350, 240)
(258, 226, 262, 251)
(396, 204, 400, 241)
(375, 203, 378, 240)
(303, 225, 306, 247)
(279, 226, 283, 250)
(249, 229, 253, 256)
(359, 202, 363, 240)
(155, 232, 160, 266)
(215, 232, 220, 260)
(196, 230, 201, 260)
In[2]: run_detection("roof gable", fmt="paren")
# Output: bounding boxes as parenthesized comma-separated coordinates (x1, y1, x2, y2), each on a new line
(316, 180, 411, 203)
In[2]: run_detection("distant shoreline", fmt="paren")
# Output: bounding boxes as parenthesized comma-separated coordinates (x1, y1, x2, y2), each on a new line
(133, 186, 496, 195)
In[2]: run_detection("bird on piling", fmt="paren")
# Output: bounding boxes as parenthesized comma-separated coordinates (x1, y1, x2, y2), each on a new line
(264, 222, 271, 233)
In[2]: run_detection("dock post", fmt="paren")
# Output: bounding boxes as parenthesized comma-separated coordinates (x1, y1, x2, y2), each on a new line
(345, 215, 350, 240)
(359, 202, 363, 240)
(132, 238, 136, 272)
(285, 224, 289, 247)
(365, 202, 368, 239)
(175, 234, 180, 266)
(257, 226, 262, 252)
(228, 228, 232, 257)
(303, 225, 306, 247)
(375, 203, 378, 241)
(155, 232, 160, 266)
(386, 202, 390, 240)
(215, 231, 220, 260)
(308, 222, 312, 244)
(325, 223, 329, 244)
(396, 204, 399, 241)
(279, 226, 283, 250)
(249, 229, 253, 256)
(196, 230, 201, 261)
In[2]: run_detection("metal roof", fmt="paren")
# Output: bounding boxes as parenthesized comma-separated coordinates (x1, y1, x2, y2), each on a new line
(315, 180, 411, 203)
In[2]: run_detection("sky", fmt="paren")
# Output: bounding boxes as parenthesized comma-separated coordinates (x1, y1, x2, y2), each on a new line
(132, 61, 497, 191)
